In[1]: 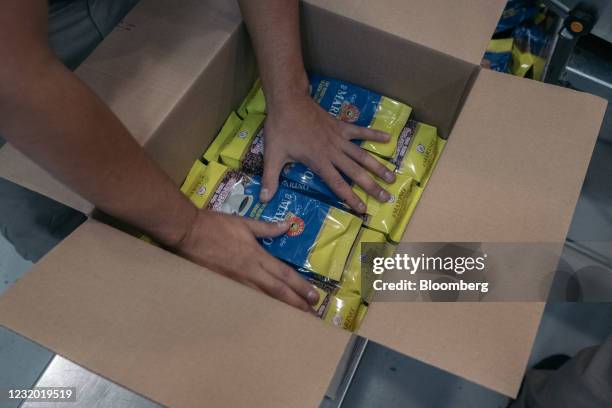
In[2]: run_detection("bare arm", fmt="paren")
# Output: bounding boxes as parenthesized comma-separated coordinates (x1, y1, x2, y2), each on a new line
(237, 0, 308, 112)
(0, 0, 196, 247)
(0, 0, 317, 311)
(238, 0, 396, 211)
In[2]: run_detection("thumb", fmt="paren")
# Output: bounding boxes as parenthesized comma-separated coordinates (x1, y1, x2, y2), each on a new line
(246, 218, 290, 238)
(260, 149, 286, 202)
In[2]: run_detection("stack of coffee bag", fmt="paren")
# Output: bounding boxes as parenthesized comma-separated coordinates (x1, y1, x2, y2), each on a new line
(180, 74, 446, 331)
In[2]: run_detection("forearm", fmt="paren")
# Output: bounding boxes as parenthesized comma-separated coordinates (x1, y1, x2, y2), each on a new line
(0, 54, 197, 247)
(238, 0, 308, 109)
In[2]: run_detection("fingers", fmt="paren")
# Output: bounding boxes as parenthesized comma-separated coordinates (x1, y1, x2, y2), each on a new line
(342, 123, 390, 143)
(334, 151, 391, 203)
(245, 220, 320, 312)
(343, 141, 395, 184)
(245, 218, 290, 238)
(262, 255, 320, 306)
(260, 144, 287, 202)
(251, 258, 312, 312)
(309, 159, 367, 213)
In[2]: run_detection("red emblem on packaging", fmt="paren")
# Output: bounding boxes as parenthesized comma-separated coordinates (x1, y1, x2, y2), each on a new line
(285, 213, 305, 237)
(339, 102, 360, 123)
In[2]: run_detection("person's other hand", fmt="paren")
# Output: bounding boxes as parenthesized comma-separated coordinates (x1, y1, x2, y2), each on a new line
(175, 210, 320, 312)
(261, 92, 396, 212)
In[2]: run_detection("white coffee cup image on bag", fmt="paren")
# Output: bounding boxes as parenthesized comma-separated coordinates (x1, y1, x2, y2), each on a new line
(219, 182, 254, 217)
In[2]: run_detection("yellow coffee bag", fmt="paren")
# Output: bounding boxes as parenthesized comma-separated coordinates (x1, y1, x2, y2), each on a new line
(390, 120, 446, 185)
(322, 290, 362, 331)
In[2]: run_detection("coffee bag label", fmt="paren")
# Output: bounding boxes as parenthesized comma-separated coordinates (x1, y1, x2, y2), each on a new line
(310, 74, 379, 129)
(241, 128, 265, 176)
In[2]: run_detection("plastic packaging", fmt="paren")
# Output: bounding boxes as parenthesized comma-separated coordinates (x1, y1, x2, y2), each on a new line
(353, 156, 418, 242)
(202, 112, 243, 164)
(511, 23, 549, 81)
(138, 234, 159, 247)
(389, 120, 446, 185)
(180, 160, 213, 209)
(353, 304, 368, 331)
(307, 278, 339, 316)
(308, 282, 362, 331)
(321, 289, 362, 331)
(214, 113, 266, 175)
(237, 79, 265, 119)
(341, 228, 391, 302)
(494, 0, 540, 34)
(281, 155, 417, 242)
(180, 161, 362, 281)
(204, 113, 427, 243)
(203, 112, 265, 176)
(200, 114, 436, 243)
(310, 74, 412, 157)
(236, 75, 412, 158)
(482, 38, 513, 73)
(280, 162, 346, 208)
(310, 285, 332, 317)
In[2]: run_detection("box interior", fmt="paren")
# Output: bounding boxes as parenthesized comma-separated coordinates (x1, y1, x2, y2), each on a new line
(143, 2, 479, 188)
(301, 3, 479, 139)
(143, 22, 257, 186)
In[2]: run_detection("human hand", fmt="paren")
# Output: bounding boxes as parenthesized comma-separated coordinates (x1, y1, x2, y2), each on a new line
(175, 210, 320, 312)
(261, 92, 396, 213)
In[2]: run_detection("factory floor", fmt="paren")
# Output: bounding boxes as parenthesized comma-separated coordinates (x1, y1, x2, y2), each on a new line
(1, 38, 612, 408)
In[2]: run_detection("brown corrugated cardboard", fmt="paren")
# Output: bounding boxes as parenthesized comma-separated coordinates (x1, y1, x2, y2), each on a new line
(402, 69, 607, 242)
(304, 0, 508, 65)
(76, 0, 243, 148)
(0, 220, 350, 408)
(300, 3, 478, 139)
(360, 70, 606, 395)
(0, 0, 608, 405)
(0, 144, 93, 214)
(362, 302, 544, 396)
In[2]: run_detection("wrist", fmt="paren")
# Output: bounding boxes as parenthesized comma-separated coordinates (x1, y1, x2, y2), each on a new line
(265, 71, 309, 111)
(162, 203, 199, 250)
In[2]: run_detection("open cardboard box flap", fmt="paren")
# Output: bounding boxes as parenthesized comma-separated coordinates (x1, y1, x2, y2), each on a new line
(0, 144, 93, 214)
(0, 0, 608, 405)
(359, 68, 607, 396)
(0, 219, 350, 408)
(306, 0, 508, 65)
(400, 69, 607, 243)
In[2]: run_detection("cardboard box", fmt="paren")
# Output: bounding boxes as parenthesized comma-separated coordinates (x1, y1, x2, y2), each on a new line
(0, 0, 607, 406)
